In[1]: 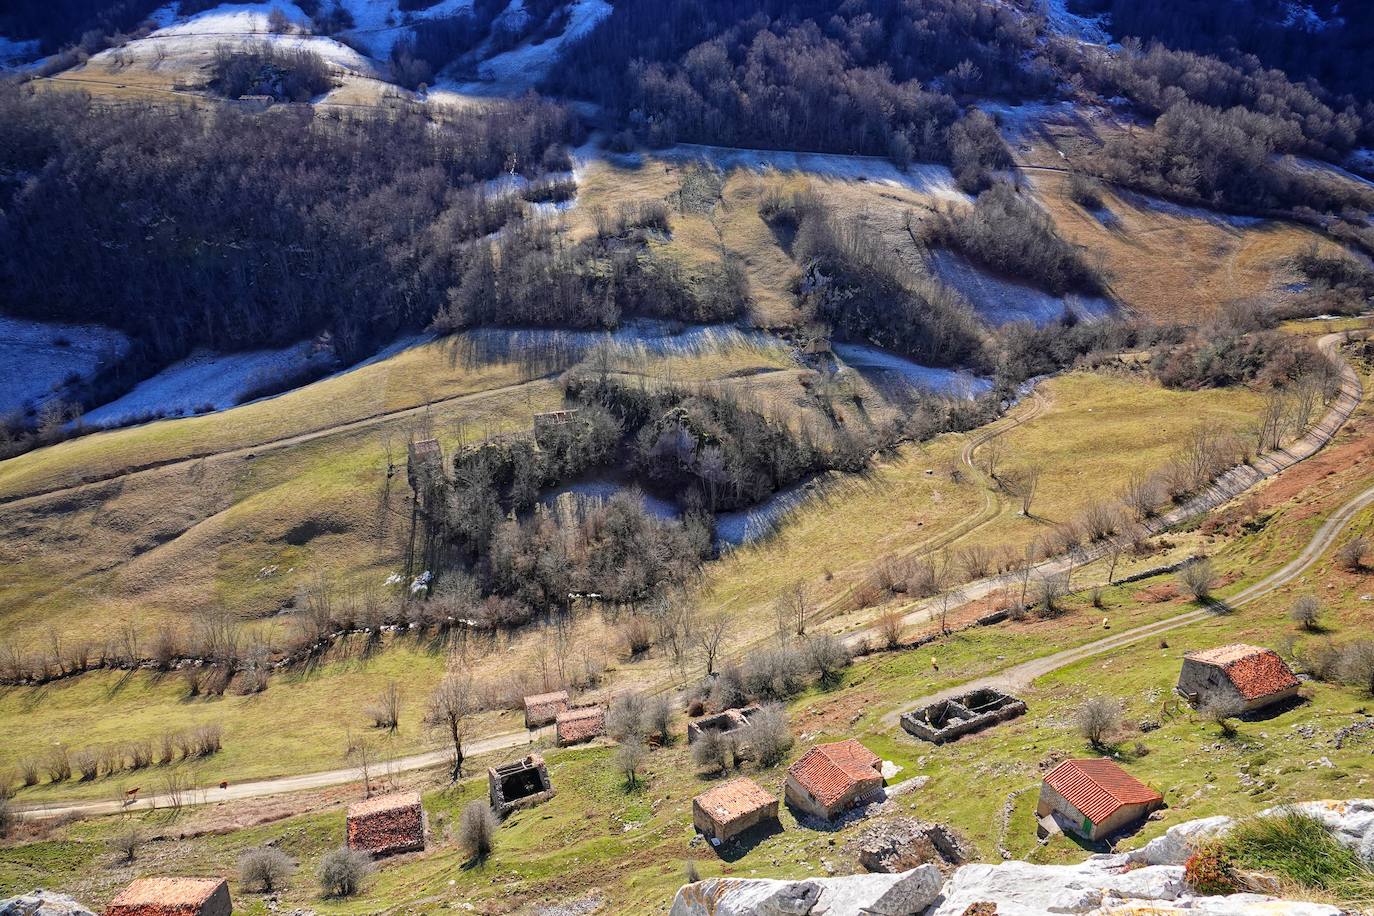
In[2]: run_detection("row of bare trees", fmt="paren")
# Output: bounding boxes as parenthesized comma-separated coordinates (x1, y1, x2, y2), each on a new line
(10, 725, 221, 790)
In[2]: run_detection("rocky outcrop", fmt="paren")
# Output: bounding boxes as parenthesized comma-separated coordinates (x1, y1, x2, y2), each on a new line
(0, 891, 96, 916)
(854, 818, 969, 873)
(669, 800, 1374, 916)
(668, 865, 944, 916)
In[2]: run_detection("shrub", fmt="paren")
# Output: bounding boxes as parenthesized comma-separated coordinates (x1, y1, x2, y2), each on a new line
(0, 799, 13, 838)
(1200, 697, 1244, 737)
(691, 728, 732, 773)
(44, 748, 71, 783)
(239, 846, 292, 893)
(1214, 811, 1374, 902)
(1289, 595, 1322, 631)
(877, 609, 904, 648)
(1338, 640, 1374, 696)
(741, 704, 792, 767)
(1178, 558, 1217, 601)
(1184, 843, 1238, 894)
(1066, 172, 1104, 209)
(318, 847, 373, 897)
(1337, 536, 1368, 572)
(108, 826, 147, 864)
(606, 691, 649, 742)
(73, 748, 100, 781)
(615, 737, 648, 788)
(458, 800, 497, 860)
(1076, 697, 1120, 749)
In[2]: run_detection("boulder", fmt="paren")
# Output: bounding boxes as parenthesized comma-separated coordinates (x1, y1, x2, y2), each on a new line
(1125, 815, 1233, 866)
(854, 818, 969, 873)
(668, 865, 943, 916)
(925, 860, 1186, 916)
(1287, 799, 1374, 864)
(0, 891, 96, 916)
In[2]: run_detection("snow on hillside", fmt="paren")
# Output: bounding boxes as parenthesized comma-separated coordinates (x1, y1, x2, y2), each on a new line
(334, 0, 475, 59)
(927, 249, 1114, 326)
(440, 0, 609, 94)
(588, 142, 968, 204)
(1035, 0, 1110, 44)
(98, 2, 377, 74)
(0, 316, 130, 417)
(81, 340, 333, 427)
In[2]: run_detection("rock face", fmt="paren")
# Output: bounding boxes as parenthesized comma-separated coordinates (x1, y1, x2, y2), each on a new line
(854, 818, 969, 873)
(0, 891, 96, 916)
(669, 800, 1374, 916)
(668, 865, 944, 916)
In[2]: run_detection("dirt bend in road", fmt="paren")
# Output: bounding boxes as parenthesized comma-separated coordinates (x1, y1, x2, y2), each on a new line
(15, 334, 1368, 819)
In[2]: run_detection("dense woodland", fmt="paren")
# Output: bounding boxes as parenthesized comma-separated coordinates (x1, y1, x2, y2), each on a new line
(1068, 0, 1374, 106)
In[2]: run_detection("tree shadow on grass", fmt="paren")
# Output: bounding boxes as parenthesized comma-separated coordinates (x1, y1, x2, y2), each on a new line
(711, 818, 784, 862)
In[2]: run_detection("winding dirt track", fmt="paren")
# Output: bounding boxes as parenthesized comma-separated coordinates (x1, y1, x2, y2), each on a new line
(15, 332, 1367, 820)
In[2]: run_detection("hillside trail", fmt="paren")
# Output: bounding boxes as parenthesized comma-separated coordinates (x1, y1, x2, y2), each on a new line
(14, 334, 1368, 820)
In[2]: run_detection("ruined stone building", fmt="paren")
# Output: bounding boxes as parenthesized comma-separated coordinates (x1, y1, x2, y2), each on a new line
(488, 754, 555, 817)
(900, 688, 1026, 744)
(1176, 644, 1300, 713)
(784, 739, 884, 820)
(1037, 758, 1163, 841)
(686, 704, 761, 744)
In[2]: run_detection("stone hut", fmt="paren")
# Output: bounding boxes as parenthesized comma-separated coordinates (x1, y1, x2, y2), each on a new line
(555, 705, 606, 746)
(784, 739, 884, 820)
(1177, 644, 1300, 714)
(346, 790, 426, 856)
(524, 690, 570, 729)
(532, 409, 580, 446)
(692, 777, 778, 843)
(105, 878, 231, 916)
(1037, 758, 1163, 841)
(900, 688, 1026, 744)
(488, 754, 555, 816)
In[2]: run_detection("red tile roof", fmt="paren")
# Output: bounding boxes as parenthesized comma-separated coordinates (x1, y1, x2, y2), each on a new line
(556, 705, 606, 744)
(106, 877, 226, 916)
(787, 739, 882, 809)
(1186, 644, 1299, 701)
(524, 690, 570, 724)
(693, 777, 776, 824)
(1044, 758, 1162, 825)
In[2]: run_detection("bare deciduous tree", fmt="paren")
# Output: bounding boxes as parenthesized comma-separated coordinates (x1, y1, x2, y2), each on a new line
(1178, 558, 1217, 601)
(1076, 696, 1120, 749)
(695, 613, 731, 676)
(426, 672, 475, 781)
(1289, 595, 1322, 631)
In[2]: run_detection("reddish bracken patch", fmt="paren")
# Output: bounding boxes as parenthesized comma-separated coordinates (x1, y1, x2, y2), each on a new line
(1134, 583, 1181, 603)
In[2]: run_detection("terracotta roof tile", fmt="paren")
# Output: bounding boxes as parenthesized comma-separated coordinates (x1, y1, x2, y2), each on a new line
(1186, 644, 1299, 701)
(693, 777, 776, 823)
(106, 877, 225, 916)
(786, 739, 882, 809)
(346, 790, 425, 856)
(556, 705, 605, 744)
(1044, 758, 1162, 825)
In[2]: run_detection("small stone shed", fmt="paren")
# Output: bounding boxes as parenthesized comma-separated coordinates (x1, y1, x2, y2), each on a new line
(556, 705, 606, 746)
(524, 690, 570, 728)
(686, 704, 761, 744)
(105, 878, 231, 916)
(346, 790, 426, 856)
(1177, 644, 1300, 713)
(692, 777, 779, 843)
(1037, 758, 1163, 841)
(900, 688, 1026, 744)
(488, 754, 555, 816)
(784, 739, 884, 820)
(406, 438, 443, 491)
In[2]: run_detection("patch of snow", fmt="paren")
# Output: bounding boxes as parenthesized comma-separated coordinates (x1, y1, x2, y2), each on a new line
(0, 315, 131, 417)
(99, 2, 377, 73)
(540, 475, 680, 521)
(589, 142, 967, 204)
(1288, 154, 1374, 191)
(927, 249, 1114, 327)
(335, 0, 475, 59)
(441, 0, 610, 94)
(715, 480, 816, 548)
(1035, 0, 1110, 44)
(1114, 189, 1267, 228)
(0, 34, 41, 66)
(832, 342, 993, 398)
(81, 339, 332, 427)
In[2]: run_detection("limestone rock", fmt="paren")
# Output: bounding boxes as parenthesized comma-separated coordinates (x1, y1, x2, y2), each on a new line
(1125, 815, 1233, 866)
(668, 865, 943, 916)
(1287, 799, 1374, 864)
(854, 818, 969, 873)
(0, 891, 96, 916)
(925, 860, 1186, 915)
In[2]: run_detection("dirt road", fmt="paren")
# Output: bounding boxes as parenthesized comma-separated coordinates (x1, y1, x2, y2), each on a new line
(15, 334, 1367, 820)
